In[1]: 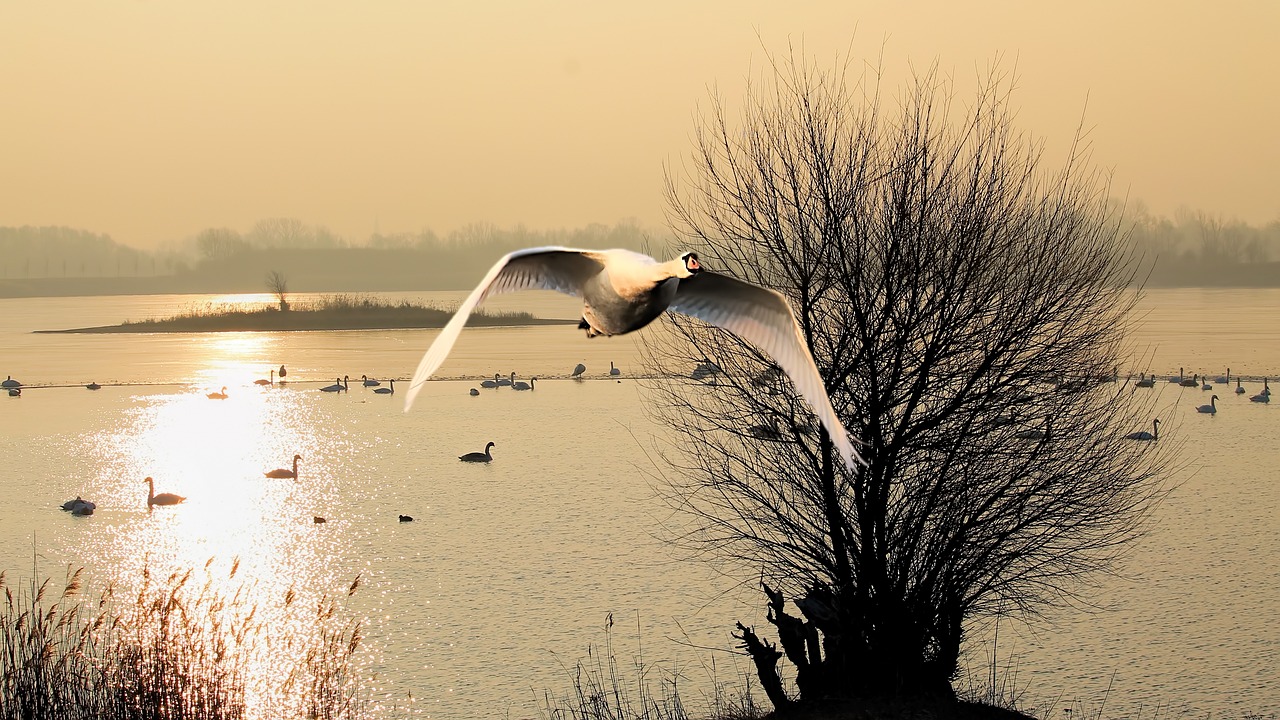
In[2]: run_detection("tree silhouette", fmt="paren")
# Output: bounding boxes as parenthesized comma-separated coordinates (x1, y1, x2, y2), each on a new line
(645, 52, 1174, 709)
(266, 271, 290, 312)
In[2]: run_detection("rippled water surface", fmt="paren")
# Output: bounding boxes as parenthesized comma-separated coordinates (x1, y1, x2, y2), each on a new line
(1, 288, 1277, 718)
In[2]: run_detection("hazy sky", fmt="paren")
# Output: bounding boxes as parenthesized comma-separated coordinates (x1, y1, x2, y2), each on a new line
(3, 1, 1277, 249)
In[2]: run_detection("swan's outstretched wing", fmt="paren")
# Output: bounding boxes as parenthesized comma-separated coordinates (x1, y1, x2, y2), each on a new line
(404, 246, 605, 410)
(671, 271, 866, 470)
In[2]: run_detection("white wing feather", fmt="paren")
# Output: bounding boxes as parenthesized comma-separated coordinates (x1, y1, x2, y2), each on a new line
(403, 246, 604, 410)
(672, 271, 866, 470)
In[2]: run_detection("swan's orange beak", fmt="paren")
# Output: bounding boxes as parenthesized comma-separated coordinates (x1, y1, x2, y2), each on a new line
(684, 253, 701, 274)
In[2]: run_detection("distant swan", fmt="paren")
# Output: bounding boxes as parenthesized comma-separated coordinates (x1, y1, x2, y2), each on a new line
(374, 379, 395, 395)
(1214, 368, 1231, 385)
(496, 372, 514, 387)
(86, 382, 101, 390)
(1168, 367, 1184, 384)
(1196, 395, 1218, 414)
(1134, 373, 1155, 388)
(1235, 378, 1246, 394)
(469, 387, 480, 396)
(480, 374, 500, 389)
(254, 369, 275, 386)
(1250, 378, 1269, 403)
(265, 454, 301, 480)
(362, 375, 381, 387)
(207, 386, 228, 399)
(400, 247, 865, 469)
(572, 363, 587, 378)
(1180, 373, 1200, 388)
(610, 361, 621, 376)
(1, 376, 21, 388)
(144, 477, 185, 507)
(320, 376, 348, 392)
(459, 441, 495, 463)
(512, 377, 536, 391)
(1124, 418, 1160, 441)
(60, 496, 97, 513)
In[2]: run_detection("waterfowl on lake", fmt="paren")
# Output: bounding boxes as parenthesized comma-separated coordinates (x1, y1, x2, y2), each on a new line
(1196, 395, 1218, 414)
(8, 388, 19, 397)
(144, 477, 185, 507)
(459, 441, 495, 463)
(1124, 418, 1160, 441)
(496, 372, 514, 387)
(1134, 373, 1155, 388)
(480, 374, 500, 389)
(610, 361, 621, 376)
(254, 369, 275, 386)
(320, 376, 348, 392)
(207, 387, 228, 399)
(362, 375, 381, 387)
(1, 376, 20, 388)
(1236, 378, 1246, 394)
(86, 382, 101, 390)
(512, 377, 536, 391)
(403, 247, 866, 469)
(61, 496, 97, 513)
(265, 454, 302, 480)
(374, 379, 395, 394)
(399, 514, 414, 522)
(572, 363, 587, 378)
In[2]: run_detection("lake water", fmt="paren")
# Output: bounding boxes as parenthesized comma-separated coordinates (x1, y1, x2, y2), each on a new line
(0, 288, 1276, 719)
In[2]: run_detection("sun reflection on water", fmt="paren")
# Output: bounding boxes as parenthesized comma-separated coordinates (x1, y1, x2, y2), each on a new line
(73, 361, 370, 716)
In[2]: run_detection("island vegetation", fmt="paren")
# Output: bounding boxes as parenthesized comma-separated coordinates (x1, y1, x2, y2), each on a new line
(37, 293, 573, 334)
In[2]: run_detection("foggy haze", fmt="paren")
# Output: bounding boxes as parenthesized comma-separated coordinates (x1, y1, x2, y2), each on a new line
(2, 1, 1277, 249)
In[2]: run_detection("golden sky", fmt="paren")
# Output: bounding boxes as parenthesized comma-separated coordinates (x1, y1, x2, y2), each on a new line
(2, 1, 1277, 248)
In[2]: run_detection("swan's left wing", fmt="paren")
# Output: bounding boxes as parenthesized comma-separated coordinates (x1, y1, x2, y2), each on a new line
(404, 246, 604, 410)
(671, 271, 866, 470)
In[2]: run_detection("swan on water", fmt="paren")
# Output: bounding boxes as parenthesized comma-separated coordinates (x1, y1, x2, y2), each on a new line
(362, 375, 381, 387)
(1213, 368, 1230, 385)
(61, 496, 97, 513)
(1135, 373, 1155, 388)
(86, 382, 101, 390)
(402, 247, 866, 469)
(610, 361, 621, 376)
(254, 369, 275, 386)
(207, 387, 228, 400)
(480, 374, 500, 389)
(469, 387, 480, 396)
(1236, 378, 1246, 394)
(572, 363, 587, 378)
(265, 454, 302, 480)
(1124, 418, 1160, 441)
(144, 477, 185, 507)
(459, 441, 495, 463)
(374, 379, 395, 395)
(1196, 395, 1218, 414)
(1251, 379, 1270, 403)
(1, 376, 20, 388)
(496, 372, 514, 387)
(512, 377, 536, 391)
(320, 376, 348, 392)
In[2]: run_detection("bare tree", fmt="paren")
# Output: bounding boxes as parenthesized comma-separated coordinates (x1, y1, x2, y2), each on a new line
(266, 271, 290, 312)
(645, 52, 1174, 710)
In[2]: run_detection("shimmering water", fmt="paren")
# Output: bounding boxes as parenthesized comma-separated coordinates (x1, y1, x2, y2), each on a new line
(1, 288, 1277, 718)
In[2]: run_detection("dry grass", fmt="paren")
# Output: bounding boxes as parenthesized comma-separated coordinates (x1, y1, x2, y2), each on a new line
(0, 563, 371, 720)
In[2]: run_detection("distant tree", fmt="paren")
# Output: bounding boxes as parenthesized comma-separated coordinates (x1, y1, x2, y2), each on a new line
(646, 53, 1174, 710)
(266, 271, 290, 312)
(195, 227, 249, 262)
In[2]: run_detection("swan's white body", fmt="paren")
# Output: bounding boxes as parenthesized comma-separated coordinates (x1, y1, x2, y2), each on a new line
(374, 379, 395, 395)
(1196, 395, 1218, 414)
(512, 377, 536, 391)
(459, 441, 495, 463)
(404, 247, 865, 470)
(320, 377, 348, 393)
(144, 477, 185, 507)
(1124, 418, 1160, 441)
(254, 370, 275, 386)
(572, 363, 587, 378)
(362, 375, 381, 387)
(207, 386, 228, 399)
(480, 374, 500, 388)
(609, 361, 621, 376)
(1, 376, 20, 388)
(265, 454, 301, 479)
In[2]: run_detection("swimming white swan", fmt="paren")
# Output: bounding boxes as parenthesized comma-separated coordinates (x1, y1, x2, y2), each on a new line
(480, 374, 500, 389)
(86, 382, 101, 390)
(469, 387, 480, 396)
(1196, 395, 1218, 414)
(362, 375, 381, 387)
(1, 376, 21, 388)
(1124, 418, 1160, 441)
(254, 369, 275, 386)
(496, 372, 514, 387)
(61, 496, 97, 512)
(320, 376, 348, 392)
(1250, 379, 1269, 403)
(1213, 368, 1230, 385)
(1134, 373, 1155, 388)
(374, 379, 395, 395)
(207, 387, 228, 400)
(403, 247, 866, 469)
(459, 441, 495, 463)
(512, 377, 536, 391)
(265, 454, 301, 480)
(610, 361, 621, 376)
(1235, 378, 1246, 394)
(572, 363, 587, 378)
(144, 477, 185, 507)
(1180, 373, 1200, 388)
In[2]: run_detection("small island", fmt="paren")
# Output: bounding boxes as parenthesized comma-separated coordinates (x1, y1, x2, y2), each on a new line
(37, 294, 575, 333)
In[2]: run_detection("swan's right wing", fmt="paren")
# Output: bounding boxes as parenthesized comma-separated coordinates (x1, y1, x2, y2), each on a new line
(403, 246, 605, 410)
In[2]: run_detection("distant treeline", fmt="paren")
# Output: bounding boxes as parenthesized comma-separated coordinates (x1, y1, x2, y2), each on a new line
(1, 206, 1278, 297)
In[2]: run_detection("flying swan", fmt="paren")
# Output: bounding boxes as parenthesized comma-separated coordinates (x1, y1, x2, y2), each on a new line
(402, 247, 866, 469)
